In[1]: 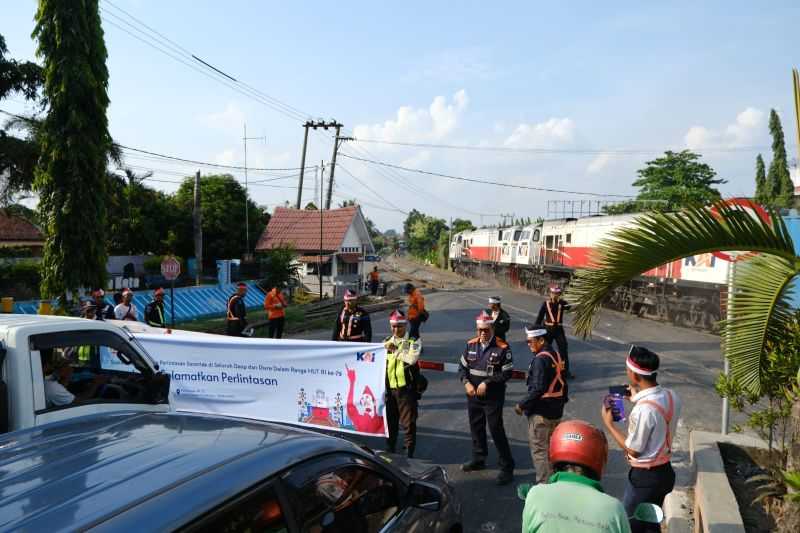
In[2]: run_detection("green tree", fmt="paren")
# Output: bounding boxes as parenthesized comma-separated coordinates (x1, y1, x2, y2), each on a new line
(258, 245, 300, 291)
(172, 174, 267, 261)
(767, 109, 794, 208)
(631, 150, 725, 211)
(33, 1, 112, 296)
(403, 209, 448, 262)
(0, 33, 42, 100)
(755, 153, 768, 205)
(452, 218, 476, 233)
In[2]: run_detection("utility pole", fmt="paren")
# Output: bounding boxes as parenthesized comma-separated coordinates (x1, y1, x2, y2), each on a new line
(318, 163, 324, 301)
(326, 124, 352, 210)
(447, 217, 453, 270)
(193, 170, 202, 286)
(295, 120, 343, 210)
(242, 123, 266, 258)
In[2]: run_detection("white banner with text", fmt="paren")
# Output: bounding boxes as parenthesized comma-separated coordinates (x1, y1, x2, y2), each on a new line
(134, 332, 388, 437)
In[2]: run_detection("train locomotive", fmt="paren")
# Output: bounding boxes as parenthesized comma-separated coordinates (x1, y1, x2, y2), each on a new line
(448, 211, 756, 332)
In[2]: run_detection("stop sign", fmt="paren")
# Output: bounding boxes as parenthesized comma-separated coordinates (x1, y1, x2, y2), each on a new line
(161, 256, 181, 281)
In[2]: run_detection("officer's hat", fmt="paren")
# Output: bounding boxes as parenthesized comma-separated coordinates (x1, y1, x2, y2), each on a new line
(475, 310, 494, 328)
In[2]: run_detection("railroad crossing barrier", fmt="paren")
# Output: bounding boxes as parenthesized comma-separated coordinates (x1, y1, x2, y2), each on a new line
(418, 359, 527, 380)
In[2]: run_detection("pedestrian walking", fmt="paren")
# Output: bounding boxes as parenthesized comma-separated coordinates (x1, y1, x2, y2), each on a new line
(458, 310, 515, 485)
(487, 295, 510, 341)
(263, 286, 288, 339)
(332, 289, 372, 342)
(521, 420, 630, 533)
(601, 345, 682, 533)
(226, 282, 249, 337)
(369, 266, 380, 296)
(536, 285, 574, 379)
(144, 288, 167, 328)
(114, 288, 138, 321)
(514, 324, 568, 484)
(383, 309, 421, 458)
(92, 289, 115, 320)
(404, 283, 426, 340)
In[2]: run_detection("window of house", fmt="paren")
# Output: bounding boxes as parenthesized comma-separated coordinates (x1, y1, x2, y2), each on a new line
(532, 230, 540, 242)
(306, 262, 331, 277)
(338, 262, 358, 275)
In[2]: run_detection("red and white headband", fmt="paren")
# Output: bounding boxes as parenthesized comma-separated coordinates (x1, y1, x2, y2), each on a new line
(627, 345, 656, 376)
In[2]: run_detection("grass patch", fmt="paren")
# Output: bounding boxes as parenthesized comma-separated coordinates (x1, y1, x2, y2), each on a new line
(175, 305, 333, 337)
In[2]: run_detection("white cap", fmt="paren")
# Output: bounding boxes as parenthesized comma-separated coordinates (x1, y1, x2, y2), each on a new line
(525, 325, 548, 339)
(488, 296, 501, 304)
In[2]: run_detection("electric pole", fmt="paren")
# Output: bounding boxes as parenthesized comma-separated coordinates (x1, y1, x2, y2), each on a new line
(193, 170, 202, 286)
(242, 123, 266, 258)
(296, 120, 343, 209)
(326, 125, 352, 210)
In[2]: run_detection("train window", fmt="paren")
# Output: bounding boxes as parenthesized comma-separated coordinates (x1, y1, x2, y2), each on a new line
(498, 230, 503, 241)
(520, 231, 531, 241)
(532, 230, 540, 242)
(513, 230, 522, 241)
(566, 233, 572, 244)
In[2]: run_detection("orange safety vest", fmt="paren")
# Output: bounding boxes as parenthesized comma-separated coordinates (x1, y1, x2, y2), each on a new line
(545, 301, 562, 326)
(369, 271, 380, 282)
(408, 290, 425, 320)
(630, 390, 675, 468)
(537, 350, 566, 399)
(264, 290, 287, 320)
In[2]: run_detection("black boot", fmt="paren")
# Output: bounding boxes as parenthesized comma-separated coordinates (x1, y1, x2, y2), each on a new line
(461, 459, 486, 472)
(496, 470, 514, 486)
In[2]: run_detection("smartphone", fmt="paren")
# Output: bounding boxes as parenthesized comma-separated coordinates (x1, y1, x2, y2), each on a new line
(605, 394, 626, 422)
(609, 385, 631, 397)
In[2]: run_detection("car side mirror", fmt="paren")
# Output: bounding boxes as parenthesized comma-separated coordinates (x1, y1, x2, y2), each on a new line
(407, 480, 442, 511)
(632, 503, 663, 524)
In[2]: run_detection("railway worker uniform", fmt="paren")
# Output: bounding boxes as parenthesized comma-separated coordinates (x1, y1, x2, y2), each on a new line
(514, 325, 568, 484)
(458, 310, 516, 485)
(536, 286, 574, 379)
(383, 310, 421, 458)
(263, 287, 288, 339)
(144, 288, 167, 328)
(92, 289, 115, 321)
(601, 345, 682, 533)
(487, 296, 510, 341)
(226, 282, 249, 337)
(405, 283, 426, 340)
(332, 289, 372, 342)
(369, 266, 380, 296)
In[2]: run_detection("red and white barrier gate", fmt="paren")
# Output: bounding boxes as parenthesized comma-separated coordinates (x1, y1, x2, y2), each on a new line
(418, 360, 526, 380)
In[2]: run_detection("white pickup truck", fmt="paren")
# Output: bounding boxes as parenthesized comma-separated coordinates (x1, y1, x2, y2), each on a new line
(0, 314, 170, 434)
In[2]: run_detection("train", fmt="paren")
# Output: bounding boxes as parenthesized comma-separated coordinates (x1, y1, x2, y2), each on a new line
(448, 204, 800, 332)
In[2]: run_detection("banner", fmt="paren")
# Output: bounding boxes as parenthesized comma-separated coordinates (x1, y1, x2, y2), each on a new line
(134, 332, 388, 437)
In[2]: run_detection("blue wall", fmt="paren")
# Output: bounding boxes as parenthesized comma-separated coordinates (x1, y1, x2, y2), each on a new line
(12, 282, 266, 322)
(784, 215, 800, 308)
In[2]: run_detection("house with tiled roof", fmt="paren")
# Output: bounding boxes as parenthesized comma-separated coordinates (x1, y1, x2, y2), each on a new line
(255, 206, 375, 298)
(0, 210, 44, 253)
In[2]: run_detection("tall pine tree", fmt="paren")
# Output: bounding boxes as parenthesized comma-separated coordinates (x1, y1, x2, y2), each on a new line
(766, 109, 793, 208)
(754, 153, 767, 205)
(33, 0, 112, 296)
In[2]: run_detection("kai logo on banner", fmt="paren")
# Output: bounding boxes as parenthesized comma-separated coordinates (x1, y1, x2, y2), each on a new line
(356, 351, 376, 362)
(685, 254, 716, 268)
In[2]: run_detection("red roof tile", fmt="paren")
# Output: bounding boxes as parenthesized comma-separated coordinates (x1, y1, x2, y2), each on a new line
(0, 211, 44, 243)
(256, 206, 359, 253)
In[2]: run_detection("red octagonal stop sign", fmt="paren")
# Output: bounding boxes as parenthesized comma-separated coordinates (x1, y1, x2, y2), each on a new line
(161, 256, 181, 281)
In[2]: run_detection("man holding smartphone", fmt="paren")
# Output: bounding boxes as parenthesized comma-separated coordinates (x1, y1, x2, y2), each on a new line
(601, 345, 682, 533)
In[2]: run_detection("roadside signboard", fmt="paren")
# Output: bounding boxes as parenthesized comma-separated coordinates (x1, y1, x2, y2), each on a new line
(160, 257, 181, 327)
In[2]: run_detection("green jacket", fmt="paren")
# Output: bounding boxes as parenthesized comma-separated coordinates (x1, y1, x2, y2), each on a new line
(383, 334, 421, 389)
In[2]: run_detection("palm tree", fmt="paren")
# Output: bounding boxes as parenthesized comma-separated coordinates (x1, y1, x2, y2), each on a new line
(566, 200, 800, 472)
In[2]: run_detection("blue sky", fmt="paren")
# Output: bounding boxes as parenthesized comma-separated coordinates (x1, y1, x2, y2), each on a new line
(2, 1, 799, 230)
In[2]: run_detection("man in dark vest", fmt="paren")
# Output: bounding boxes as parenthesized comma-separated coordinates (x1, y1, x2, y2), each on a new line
(145, 288, 167, 328)
(332, 289, 372, 342)
(226, 282, 248, 336)
(536, 285, 574, 379)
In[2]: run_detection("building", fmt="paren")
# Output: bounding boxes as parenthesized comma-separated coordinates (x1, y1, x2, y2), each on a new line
(255, 206, 375, 298)
(0, 210, 44, 253)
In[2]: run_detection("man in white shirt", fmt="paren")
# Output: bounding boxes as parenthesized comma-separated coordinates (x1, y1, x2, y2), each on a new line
(114, 288, 137, 321)
(43, 352, 108, 407)
(601, 345, 682, 533)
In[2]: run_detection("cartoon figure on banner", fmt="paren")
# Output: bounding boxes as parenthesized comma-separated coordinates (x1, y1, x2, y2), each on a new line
(346, 365, 385, 434)
(297, 388, 308, 420)
(300, 389, 338, 427)
(332, 392, 344, 425)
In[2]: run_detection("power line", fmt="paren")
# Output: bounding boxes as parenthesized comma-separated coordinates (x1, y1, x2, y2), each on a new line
(335, 165, 407, 214)
(339, 153, 636, 198)
(353, 138, 773, 155)
(116, 144, 310, 172)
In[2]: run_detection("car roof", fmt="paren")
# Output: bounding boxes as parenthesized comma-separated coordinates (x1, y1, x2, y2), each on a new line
(0, 411, 365, 532)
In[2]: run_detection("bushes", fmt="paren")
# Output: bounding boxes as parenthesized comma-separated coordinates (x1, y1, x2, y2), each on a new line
(0, 260, 42, 299)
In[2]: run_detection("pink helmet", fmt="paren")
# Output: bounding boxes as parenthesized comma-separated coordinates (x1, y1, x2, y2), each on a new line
(343, 289, 358, 301)
(475, 310, 494, 327)
(549, 285, 563, 294)
(389, 310, 407, 325)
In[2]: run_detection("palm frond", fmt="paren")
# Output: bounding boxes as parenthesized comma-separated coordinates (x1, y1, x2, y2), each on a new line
(568, 201, 795, 338)
(724, 254, 799, 394)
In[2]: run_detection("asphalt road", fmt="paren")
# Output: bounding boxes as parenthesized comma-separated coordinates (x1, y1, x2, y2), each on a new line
(299, 287, 731, 533)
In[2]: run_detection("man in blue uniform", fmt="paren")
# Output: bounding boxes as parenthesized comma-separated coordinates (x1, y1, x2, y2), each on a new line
(458, 310, 515, 485)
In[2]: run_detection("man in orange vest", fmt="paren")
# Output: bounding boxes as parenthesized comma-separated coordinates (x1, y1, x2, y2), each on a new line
(404, 283, 426, 340)
(601, 345, 682, 533)
(536, 285, 574, 379)
(514, 324, 568, 484)
(263, 286, 288, 339)
(368, 266, 380, 296)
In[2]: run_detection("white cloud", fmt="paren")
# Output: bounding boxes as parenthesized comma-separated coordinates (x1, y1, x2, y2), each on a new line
(200, 101, 245, 133)
(353, 90, 469, 143)
(214, 149, 237, 166)
(503, 118, 575, 148)
(586, 153, 612, 174)
(684, 107, 765, 149)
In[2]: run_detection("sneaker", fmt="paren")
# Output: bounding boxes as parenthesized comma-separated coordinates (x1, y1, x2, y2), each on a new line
(496, 470, 514, 486)
(460, 459, 486, 472)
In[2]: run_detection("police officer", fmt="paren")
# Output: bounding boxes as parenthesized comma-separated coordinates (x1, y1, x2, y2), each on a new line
(536, 285, 574, 379)
(487, 295, 510, 341)
(514, 324, 568, 485)
(384, 309, 421, 458)
(226, 282, 248, 336)
(145, 288, 167, 328)
(459, 310, 515, 485)
(332, 289, 372, 342)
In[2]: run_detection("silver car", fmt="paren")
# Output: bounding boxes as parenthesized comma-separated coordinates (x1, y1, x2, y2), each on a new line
(0, 411, 462, 532)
